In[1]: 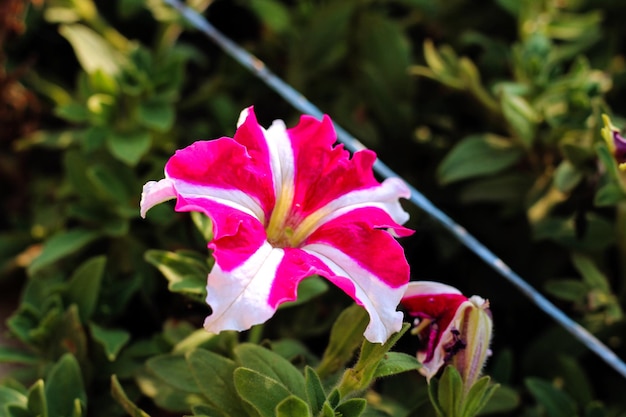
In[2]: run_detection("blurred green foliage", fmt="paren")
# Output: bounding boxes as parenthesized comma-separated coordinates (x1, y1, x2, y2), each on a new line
(2, 0, 626, 416)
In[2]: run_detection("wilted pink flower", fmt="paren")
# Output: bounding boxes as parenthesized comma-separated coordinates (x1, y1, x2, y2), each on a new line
(401, 281, 492, 382)
(141, 107, 413, 343)
(601, 114, 626, 171)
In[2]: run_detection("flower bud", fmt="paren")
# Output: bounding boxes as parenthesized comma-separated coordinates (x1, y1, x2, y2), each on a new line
(400, 281, 493, 386)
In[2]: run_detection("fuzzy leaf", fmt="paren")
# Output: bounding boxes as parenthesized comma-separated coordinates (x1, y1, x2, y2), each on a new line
(373, 352, 421, 378)
(187, 349, 247, 416)
(305, 366, 326, 416)
(234, 368, 291, 417)
(316, 304, 369, 377)
(335, 398, 367, 417)
(234, 344, 307, 400)
(275, 395, 310, 417)
(146, 354, 201, 393)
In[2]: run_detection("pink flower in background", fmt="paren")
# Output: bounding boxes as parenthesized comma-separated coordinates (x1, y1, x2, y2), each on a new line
(141, 107, 413, 343)
(401, 281, 492, 381)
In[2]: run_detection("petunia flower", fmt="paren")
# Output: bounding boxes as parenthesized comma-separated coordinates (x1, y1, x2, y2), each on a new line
(601, 114, 626, 171)
(141, 107, 413, 343)
(400, 281, 492, 382)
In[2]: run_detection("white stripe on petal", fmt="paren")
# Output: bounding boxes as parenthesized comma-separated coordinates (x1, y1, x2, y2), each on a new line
(263, 120, 297, 240)
(173, 180, 266, 223)
(303, 243, 406, 343)
(265, 120, 296, 199)
(293, 177, 411, 244)
(204, 242, 284, 332)
(140, 179, 176, 218)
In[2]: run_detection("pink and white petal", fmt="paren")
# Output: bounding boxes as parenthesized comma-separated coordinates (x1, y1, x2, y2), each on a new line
(287, 115, 385, 217)
(140, 178, 176, 218)
(170, 180, 267, 224)
(173, 196, 267, 271)
(302, 242, 406, 343)
(306, 207, 412, 288)
(403, 281, 464, 299)
(418, 301, 473, 380)
(204, 242, 285, 333)
(400, 282, 468, 320)
(235, 107, 297, 204)
(165, 136, 275, 219)
(291, 177, 412, 245)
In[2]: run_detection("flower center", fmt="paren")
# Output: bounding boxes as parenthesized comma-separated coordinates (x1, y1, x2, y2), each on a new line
(265, 184, 306, 248)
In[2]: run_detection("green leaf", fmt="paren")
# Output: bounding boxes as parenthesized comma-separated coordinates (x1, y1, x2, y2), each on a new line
(438, 134, 524, 185)
(501, 91, 539, 147)
(335, 398, 367, 417)
(86, 163, 134, 206)
(146, 354, 201, 393)
(27, 380, 47, 417)
(187, 348, 247, 416)
(191, 212, 213, 242)
(88, 69, 119, 95)
(321, 401, 335, 417)
(89, 322, 131, 361)
(553, 160, 582, 193)
(234, 343, 307, 400)
(66, 256, 106, 321)
(462, 376, 498, 417)
(571, 253, 610, 292)
(54, 102, 90, 123)
(495, 0, 520, 16)
(234, 368, 292, 417)
(137, 99, 175, 132)
(533, 214, 615, 251)
(248, 0, 291, 34)
(107, 131, 152, 166)
(111, 375, 152, 417)
(556, 355, 593, 407)
(478, 385, 520, 415)
(305, 366, 326, 416)
(275, 395, 310, 417)
(525, 377, 577, 417)
(0, 386, 27, 414)
(373, 352, 421, 378)
(45, 354, 86, 417)
(58, 24, 124, 75)
(279, 276, 328, 309)
(0, 346, 39, 365)
(594, 182, 626, 206)
(316, 304, 369, 378)
(436, 366, 464, 417)
(342, 322, 410, 393)
(28, 229, 101, 275)
(544, 279, 587, 303)
(144, 250, 209, 302)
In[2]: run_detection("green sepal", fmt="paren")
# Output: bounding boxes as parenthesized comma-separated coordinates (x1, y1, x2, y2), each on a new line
(305, 366, 326, 416)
